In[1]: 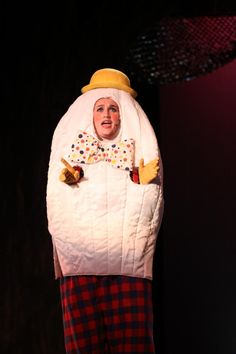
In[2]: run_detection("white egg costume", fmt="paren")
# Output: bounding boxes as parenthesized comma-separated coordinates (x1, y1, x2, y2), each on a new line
(46, 87, 164, 280)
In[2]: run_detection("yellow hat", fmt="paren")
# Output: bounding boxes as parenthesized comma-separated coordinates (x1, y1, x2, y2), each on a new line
(81, 68, 137, 98)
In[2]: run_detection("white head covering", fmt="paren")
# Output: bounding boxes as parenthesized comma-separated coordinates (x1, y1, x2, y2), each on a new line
(49, 88, 162, 172)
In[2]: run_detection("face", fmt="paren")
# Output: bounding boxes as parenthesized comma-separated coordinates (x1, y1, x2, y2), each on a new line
(93, 98, 120, 140)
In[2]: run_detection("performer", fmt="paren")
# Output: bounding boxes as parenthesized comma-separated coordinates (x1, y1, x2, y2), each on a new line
(46, 68, 164, 353)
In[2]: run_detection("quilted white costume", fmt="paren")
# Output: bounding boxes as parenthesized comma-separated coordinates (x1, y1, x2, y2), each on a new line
(46, 84, 164, 280)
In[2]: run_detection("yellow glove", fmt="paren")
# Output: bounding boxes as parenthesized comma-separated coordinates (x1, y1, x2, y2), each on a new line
(138, 158, 160, 184)
(59, 158, 82, 185)
(59, 168, 81, 185)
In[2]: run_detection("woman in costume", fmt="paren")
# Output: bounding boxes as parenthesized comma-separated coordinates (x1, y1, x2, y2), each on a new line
(46, 68, 164, 353)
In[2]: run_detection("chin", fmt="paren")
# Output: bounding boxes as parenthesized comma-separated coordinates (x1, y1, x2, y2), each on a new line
(101, 131, 115, 139)
(99, 127, 120, 141)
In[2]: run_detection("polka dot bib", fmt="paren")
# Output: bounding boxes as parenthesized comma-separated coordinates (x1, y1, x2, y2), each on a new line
(68, 130, 134, 171)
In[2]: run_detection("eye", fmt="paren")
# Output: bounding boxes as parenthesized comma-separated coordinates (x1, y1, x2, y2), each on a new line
(110, 106, 119, 112)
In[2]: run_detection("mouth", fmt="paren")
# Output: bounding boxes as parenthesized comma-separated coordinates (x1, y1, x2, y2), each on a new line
(101, 120, 112, 126)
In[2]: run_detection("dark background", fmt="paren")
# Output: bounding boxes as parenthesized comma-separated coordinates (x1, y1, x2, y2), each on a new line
(2, 2, 236, 354)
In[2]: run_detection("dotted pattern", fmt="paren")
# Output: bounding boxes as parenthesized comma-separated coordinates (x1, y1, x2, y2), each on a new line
(69, 131, 134, 171)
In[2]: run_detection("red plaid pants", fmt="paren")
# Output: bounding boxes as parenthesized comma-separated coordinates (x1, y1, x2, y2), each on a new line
(60, 275, 156, 354)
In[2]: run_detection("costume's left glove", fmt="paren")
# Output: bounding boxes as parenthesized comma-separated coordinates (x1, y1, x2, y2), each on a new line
(138, 157, 160, 184)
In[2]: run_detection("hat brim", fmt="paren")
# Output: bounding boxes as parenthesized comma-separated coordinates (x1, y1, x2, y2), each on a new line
(81, 81, 137, 98)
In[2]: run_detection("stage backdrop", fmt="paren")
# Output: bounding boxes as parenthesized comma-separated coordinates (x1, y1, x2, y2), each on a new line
(2, 4, 236, 354)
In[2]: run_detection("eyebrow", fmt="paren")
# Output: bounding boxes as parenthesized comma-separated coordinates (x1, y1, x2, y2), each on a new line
(95, 104, 118, 109)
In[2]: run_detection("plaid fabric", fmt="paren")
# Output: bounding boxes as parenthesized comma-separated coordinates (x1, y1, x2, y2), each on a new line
(60, 275, 155, 354)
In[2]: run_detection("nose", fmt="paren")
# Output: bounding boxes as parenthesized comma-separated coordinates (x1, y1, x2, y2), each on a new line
(104, 109, 111, 117)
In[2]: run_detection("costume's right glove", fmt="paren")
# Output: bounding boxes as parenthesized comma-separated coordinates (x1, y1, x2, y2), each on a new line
(138, 157, 160, 184)
(59, 158, 83, 185)
(59, 168, 81, 185)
